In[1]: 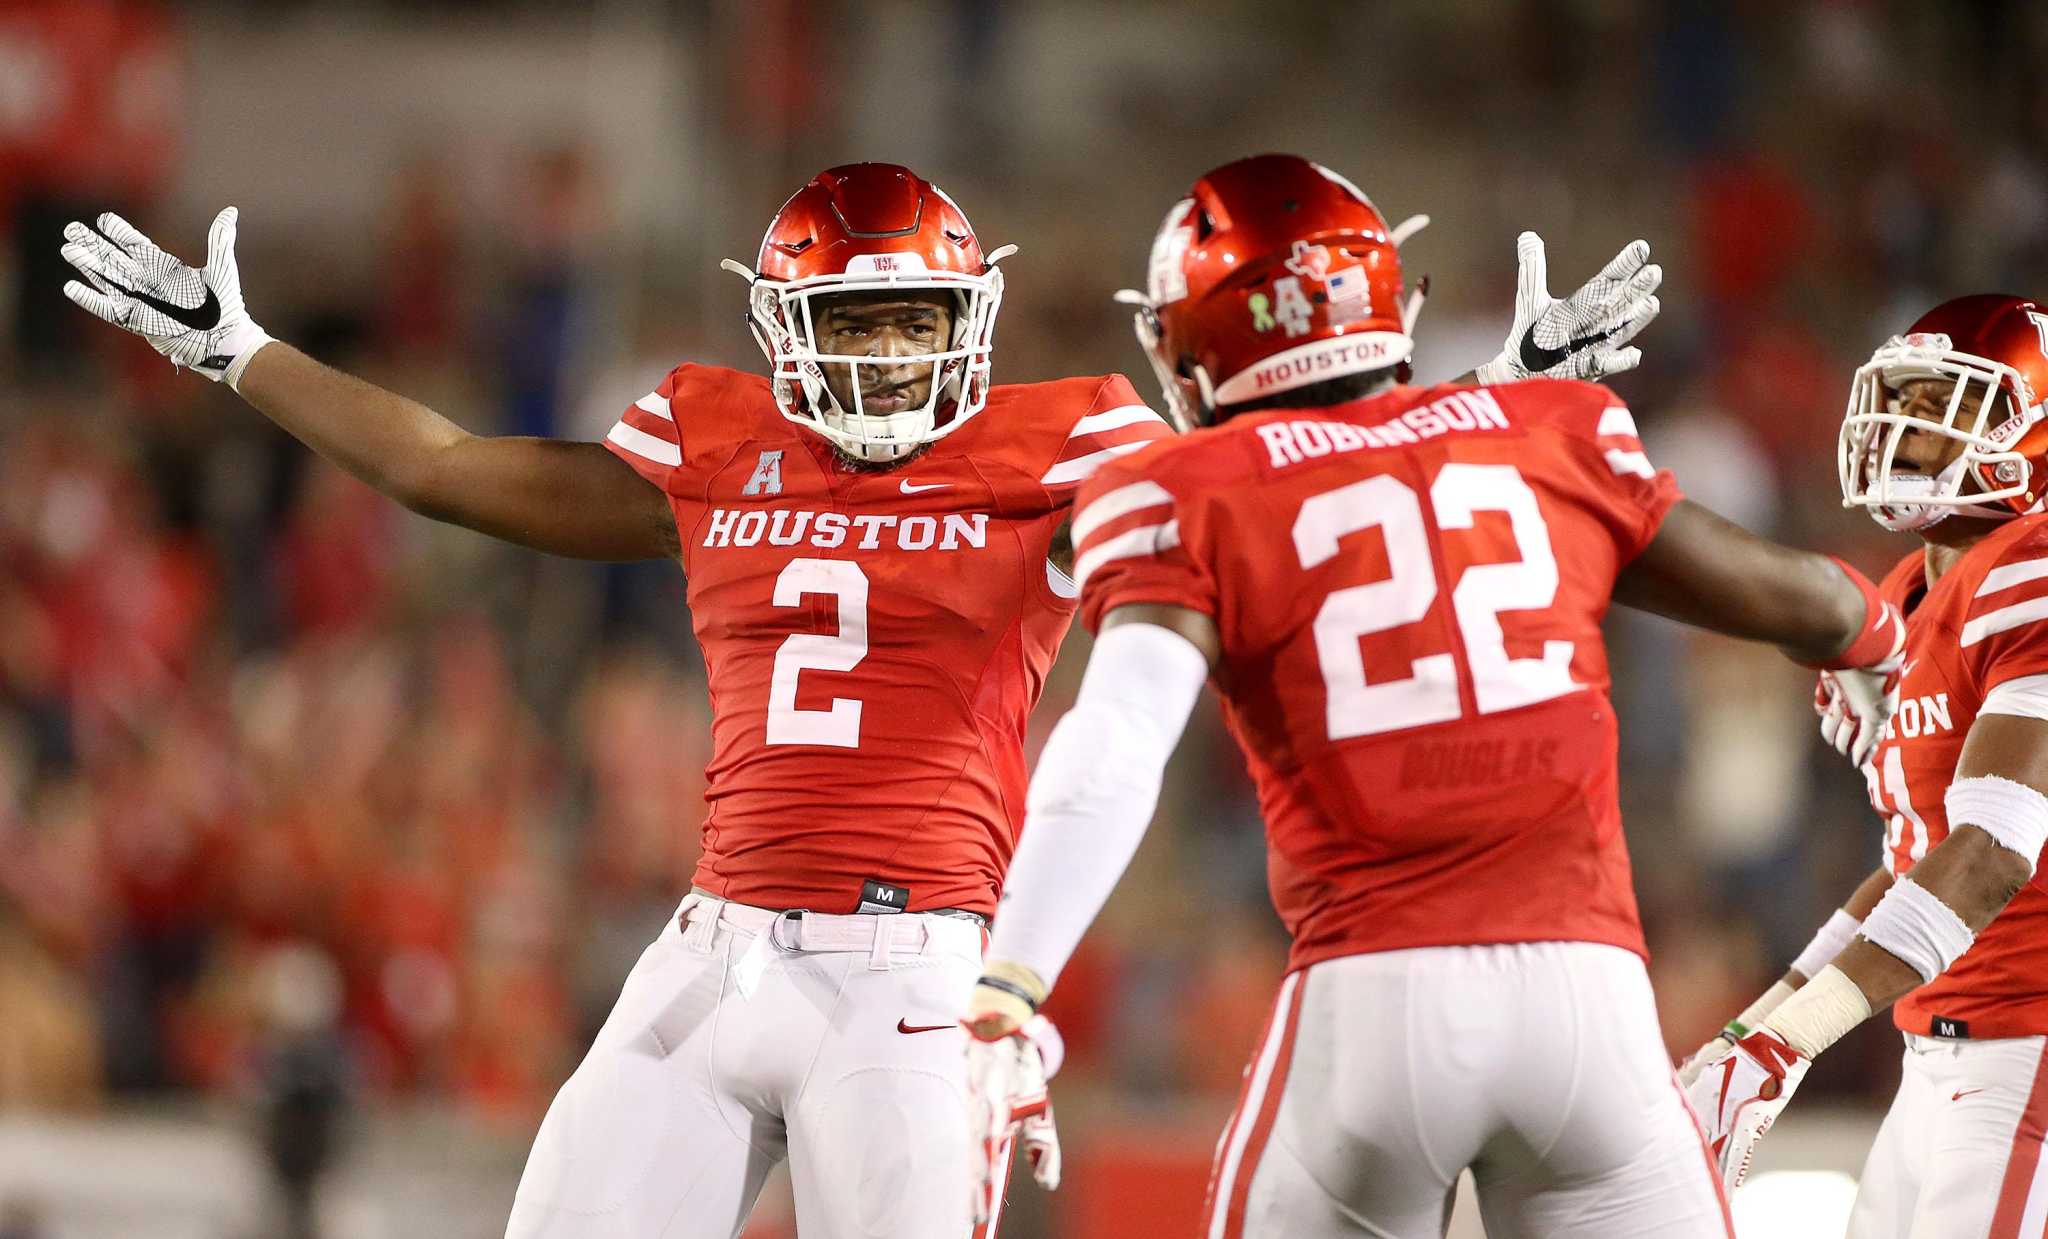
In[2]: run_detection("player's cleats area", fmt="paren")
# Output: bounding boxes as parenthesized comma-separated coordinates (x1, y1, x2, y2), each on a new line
(59, 207, 273, 386)
(1684, 1028, 1810, 1194)
(965, 1014, 1063, 1225)
(1474, 232, 1662, 384)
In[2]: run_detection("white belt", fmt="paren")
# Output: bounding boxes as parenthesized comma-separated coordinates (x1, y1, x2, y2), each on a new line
(677, 892, 983, 998)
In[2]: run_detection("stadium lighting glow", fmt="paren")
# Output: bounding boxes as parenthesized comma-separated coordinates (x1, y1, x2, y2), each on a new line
(1731, 1171, 1860, 1239)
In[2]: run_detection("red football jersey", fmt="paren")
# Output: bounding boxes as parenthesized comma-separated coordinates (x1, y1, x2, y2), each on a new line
(1865, 518, 2048, 1039)
(605, 364, 1167, 917)
(1071, 380, 1681, 971)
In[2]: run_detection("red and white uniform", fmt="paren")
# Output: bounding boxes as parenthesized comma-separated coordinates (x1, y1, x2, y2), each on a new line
(1071, 379, 1731, 1238)
(506, 365, 1167, 1239)
(608, 362, 1164, 918)
(1847, 520, 2048, 1239)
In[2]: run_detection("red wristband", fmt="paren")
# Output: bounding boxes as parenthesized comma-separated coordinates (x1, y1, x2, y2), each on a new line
(1807, 556, 1902, 670)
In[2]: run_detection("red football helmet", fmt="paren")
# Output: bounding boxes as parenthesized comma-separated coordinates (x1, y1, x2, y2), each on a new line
(1119, 154, 1429, 429)
(1840, 294, 2048, 531)
(723, 164, 1015, 463)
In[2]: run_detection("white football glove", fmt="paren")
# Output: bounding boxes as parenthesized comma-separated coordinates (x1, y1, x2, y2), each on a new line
(1676, 1032, 1736, 1088)
(965, 1013, 1064, 1225)
(1816, 662, 1901, 769)
(60, 207, 272, 387)
(1474, 232, 1661, 385)
(1683, 1027, 1809, 1194)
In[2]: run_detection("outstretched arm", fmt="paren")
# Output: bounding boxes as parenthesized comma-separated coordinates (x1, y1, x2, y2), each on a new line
(61, 207, 677, 562)
(236, 345, 677, 560)
(1614, 499, 1894, 667)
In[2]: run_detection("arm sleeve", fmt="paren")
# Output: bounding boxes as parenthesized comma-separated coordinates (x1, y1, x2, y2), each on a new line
(988, 622, 1211, 988)
(604, 367, 686, 493)
(1038, 374, 1173, 502)
(1071, 458, 1220, 632)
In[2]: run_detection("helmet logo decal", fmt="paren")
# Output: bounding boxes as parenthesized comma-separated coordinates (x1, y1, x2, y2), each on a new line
(1272, 276, 1315, 338)
(2029, 310, 2048, 363)
(1280, 239, 1372, 328)
(846, 252, 928, 276)
(741, 450, 785, 497)
(1285, 239, 1334, 281)
(1146, 200, 1196, 304)
(1248, 292, 1277, 333)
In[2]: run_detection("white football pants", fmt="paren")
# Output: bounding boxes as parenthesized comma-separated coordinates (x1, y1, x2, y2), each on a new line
(1201, 941, 1732, 1239)
(505, 892, 984, 1239)
(1848, 1032, 2048, 1239)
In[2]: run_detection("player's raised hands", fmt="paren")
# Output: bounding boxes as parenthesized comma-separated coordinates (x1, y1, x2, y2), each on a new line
(1475, 232, 1661, 384)
(60, 207, 272, 386)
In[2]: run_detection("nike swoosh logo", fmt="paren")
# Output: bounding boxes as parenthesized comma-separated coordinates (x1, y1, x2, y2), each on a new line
(1900, 659, 1920, 679)
(897, 1019, 954, 1035)
(899, 480, 949, 494)
(104, 274, 222, 333)
(1518, 322, 1618, 375)
(1953, 1087, 1986, 1101)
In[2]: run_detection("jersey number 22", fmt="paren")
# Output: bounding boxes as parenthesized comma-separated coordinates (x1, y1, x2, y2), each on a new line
(1296, 463, 1575, 740)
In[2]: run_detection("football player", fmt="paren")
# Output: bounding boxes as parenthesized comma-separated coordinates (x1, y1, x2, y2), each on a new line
(59, 162, 1657, 1239)
(1680, 295, 2048, 1234)
(963, 154, 1905, 1239)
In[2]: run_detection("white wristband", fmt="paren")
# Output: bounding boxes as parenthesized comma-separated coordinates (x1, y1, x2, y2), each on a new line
(1791, 909, 1864, 980)
(1858, 877, 1976, 984)
(223, 333, 276, 394)
(1761, 964, 1871, 1059)
(1945, 774, 2048, 875)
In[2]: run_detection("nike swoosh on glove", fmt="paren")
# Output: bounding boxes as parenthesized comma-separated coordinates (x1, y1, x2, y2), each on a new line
(61, 207, 272, 387)
(1683, 1027, 1809, 1194)
(965, 1014, 1064, 1224)
(1474, 232, 1661, 385)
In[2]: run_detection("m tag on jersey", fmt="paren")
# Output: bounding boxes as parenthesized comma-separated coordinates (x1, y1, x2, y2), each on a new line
(857, 879, 910, 915)
(1929, 1016, 1971, 1040)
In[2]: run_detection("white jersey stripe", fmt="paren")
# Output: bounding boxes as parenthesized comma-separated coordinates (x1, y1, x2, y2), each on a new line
(1982, 674, 2048, 722)
(1962, 596, 2048, 648)
(1041, 440, 1153, 487)
(1072, 479, 1175, 546)
(1977, 558, 2048, 597)
(634, 390, 674, 421)
(1074, 520, 1179, 589)
(1605, 448, 1655, 479)
(1068, 403, 1165, 438)
(1206, 971, 1300, 1239)
(607, 420, 682, 467)
(1597, 406, 1640, 438)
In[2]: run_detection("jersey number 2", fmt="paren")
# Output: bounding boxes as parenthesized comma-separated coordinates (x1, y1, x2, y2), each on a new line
(767, 558, 868, 748)
(1295, 463, 1575, 740)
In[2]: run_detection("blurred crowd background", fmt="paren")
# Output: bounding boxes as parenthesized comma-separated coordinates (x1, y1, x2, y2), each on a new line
(4, 1, 2048, 1236)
